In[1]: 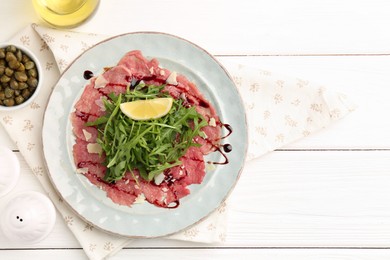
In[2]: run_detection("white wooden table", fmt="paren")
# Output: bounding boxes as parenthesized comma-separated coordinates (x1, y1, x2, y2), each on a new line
(1, 0, 390, 259)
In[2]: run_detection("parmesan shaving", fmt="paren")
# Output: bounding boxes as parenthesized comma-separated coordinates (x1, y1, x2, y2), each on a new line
(82, 129, 92, 141)
(95, 96, 107, 112)
(209, 117, 217, 127)
(166, 71, 178, 85)
(154, 172, 165, 185)
(87, 143, 102, 154)
(94, 75, 108, 89)
(76, 167, 89, 174)
(134, 193, 146, 204)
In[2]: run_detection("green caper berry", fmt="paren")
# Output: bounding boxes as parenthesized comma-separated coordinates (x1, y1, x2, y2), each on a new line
(24, 61, 35, 70)
(4, 87, 14, 98)
(0, 91, 5, 100)
(5, 52, 16, 62)
(6, 45, 17, 53)
(0, 66, 4, 76)
(17, 63, 25, 72)
(16, 50, 22, 62)
(10, 79, 19, 90)
(27, 77, 38, 88)
(15, 95, 24, 105)
(18, 82, 28, 90)
(3, 98, 15, 107)
(14, 71, 28, 82)
(0, 49, 5, 59)
(8, 60, 20, 70)
(5, 67, 13, 77)
(28, 86, 36, 93)
(22, 89, 30, 99)
(14, 89, 20, 96)
(0, 75, 10, 83)
(21, 54, 29, 63)
(0, 60, 5, 66)
(1, 81, 7, 88)
(28, 68, 37, 78)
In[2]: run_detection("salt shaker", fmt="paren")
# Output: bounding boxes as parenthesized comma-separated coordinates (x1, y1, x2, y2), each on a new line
(0, 191, 56, 244)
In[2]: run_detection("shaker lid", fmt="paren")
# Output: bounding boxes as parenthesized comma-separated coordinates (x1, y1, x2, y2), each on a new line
(0, 146, 20, 198)
(0, 191, 56, 244)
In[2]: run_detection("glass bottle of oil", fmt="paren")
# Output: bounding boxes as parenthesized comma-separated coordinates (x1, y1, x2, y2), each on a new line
(32, 0, 100, 28)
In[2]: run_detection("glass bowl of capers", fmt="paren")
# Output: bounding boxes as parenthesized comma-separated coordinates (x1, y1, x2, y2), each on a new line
(0, 43, 42, 111)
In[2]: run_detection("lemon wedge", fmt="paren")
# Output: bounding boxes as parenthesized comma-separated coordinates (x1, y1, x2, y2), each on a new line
(120, 98, 174, 120)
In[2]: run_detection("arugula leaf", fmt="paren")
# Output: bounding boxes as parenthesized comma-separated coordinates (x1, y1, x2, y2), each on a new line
(87, 84, 207, 183)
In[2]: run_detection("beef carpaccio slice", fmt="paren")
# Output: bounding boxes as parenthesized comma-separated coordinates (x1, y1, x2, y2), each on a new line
(72, 50, 221, 208)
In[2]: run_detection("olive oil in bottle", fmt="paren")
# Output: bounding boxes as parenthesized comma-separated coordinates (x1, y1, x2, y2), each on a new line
(32, 0, 100, 28)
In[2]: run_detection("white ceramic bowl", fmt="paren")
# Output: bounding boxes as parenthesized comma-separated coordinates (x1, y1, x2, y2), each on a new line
(0, 43, 43, 111)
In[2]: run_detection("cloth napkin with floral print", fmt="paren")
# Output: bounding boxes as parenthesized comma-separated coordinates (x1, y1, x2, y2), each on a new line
(0, 24, 355, 260)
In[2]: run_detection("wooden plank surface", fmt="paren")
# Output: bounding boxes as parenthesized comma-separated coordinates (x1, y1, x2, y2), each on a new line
(3, 248, 390, 260)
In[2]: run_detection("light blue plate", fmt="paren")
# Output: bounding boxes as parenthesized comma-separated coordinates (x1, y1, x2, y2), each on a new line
(42, 32, 247, 238)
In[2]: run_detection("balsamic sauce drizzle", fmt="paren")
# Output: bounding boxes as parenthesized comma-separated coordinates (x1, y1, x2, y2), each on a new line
(207, 124, 233, 165)
(83, 70, 94, 80)
(208, 146, 230, 165)
(221, 124, 233, 139)
(223, 143, 233, 153)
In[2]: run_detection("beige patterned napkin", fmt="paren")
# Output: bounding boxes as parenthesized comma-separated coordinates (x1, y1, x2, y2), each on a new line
(0, 24, 355, 260)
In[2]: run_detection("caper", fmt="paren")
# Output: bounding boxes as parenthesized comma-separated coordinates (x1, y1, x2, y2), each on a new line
(0, 60, 5, 66)
(18, 82, 28, 90)
(0, 49, 5, 59)
(24, 61, 35, 70)
(21, 54, 29, 63)
(15, 96, 24, 105)
(28, 86, 36, 93)
(27, 77, 38, 88)
(28, 68, 37, 78)
(4, 87, 14, 98)
(5, 52, 16, 62)
(8, 60, 20, 70)
(3, 98, 15, 107)
(17, 63, 25, 72)
(16, 50, 22, 61)
(22, 89, 31, 99)
(0, 75, 10, 83)
(0, 66, 4, 76)
(0, 91, 5, 100)
(9, 79, 19, 90)
(14, 89, 20, 96)
(14, 71, 28, 82)
(6, 45, 17, 53)
(5, 67, 13, 77)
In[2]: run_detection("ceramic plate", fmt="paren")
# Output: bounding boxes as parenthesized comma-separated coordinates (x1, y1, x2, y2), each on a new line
(42, 32, 247, 237)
